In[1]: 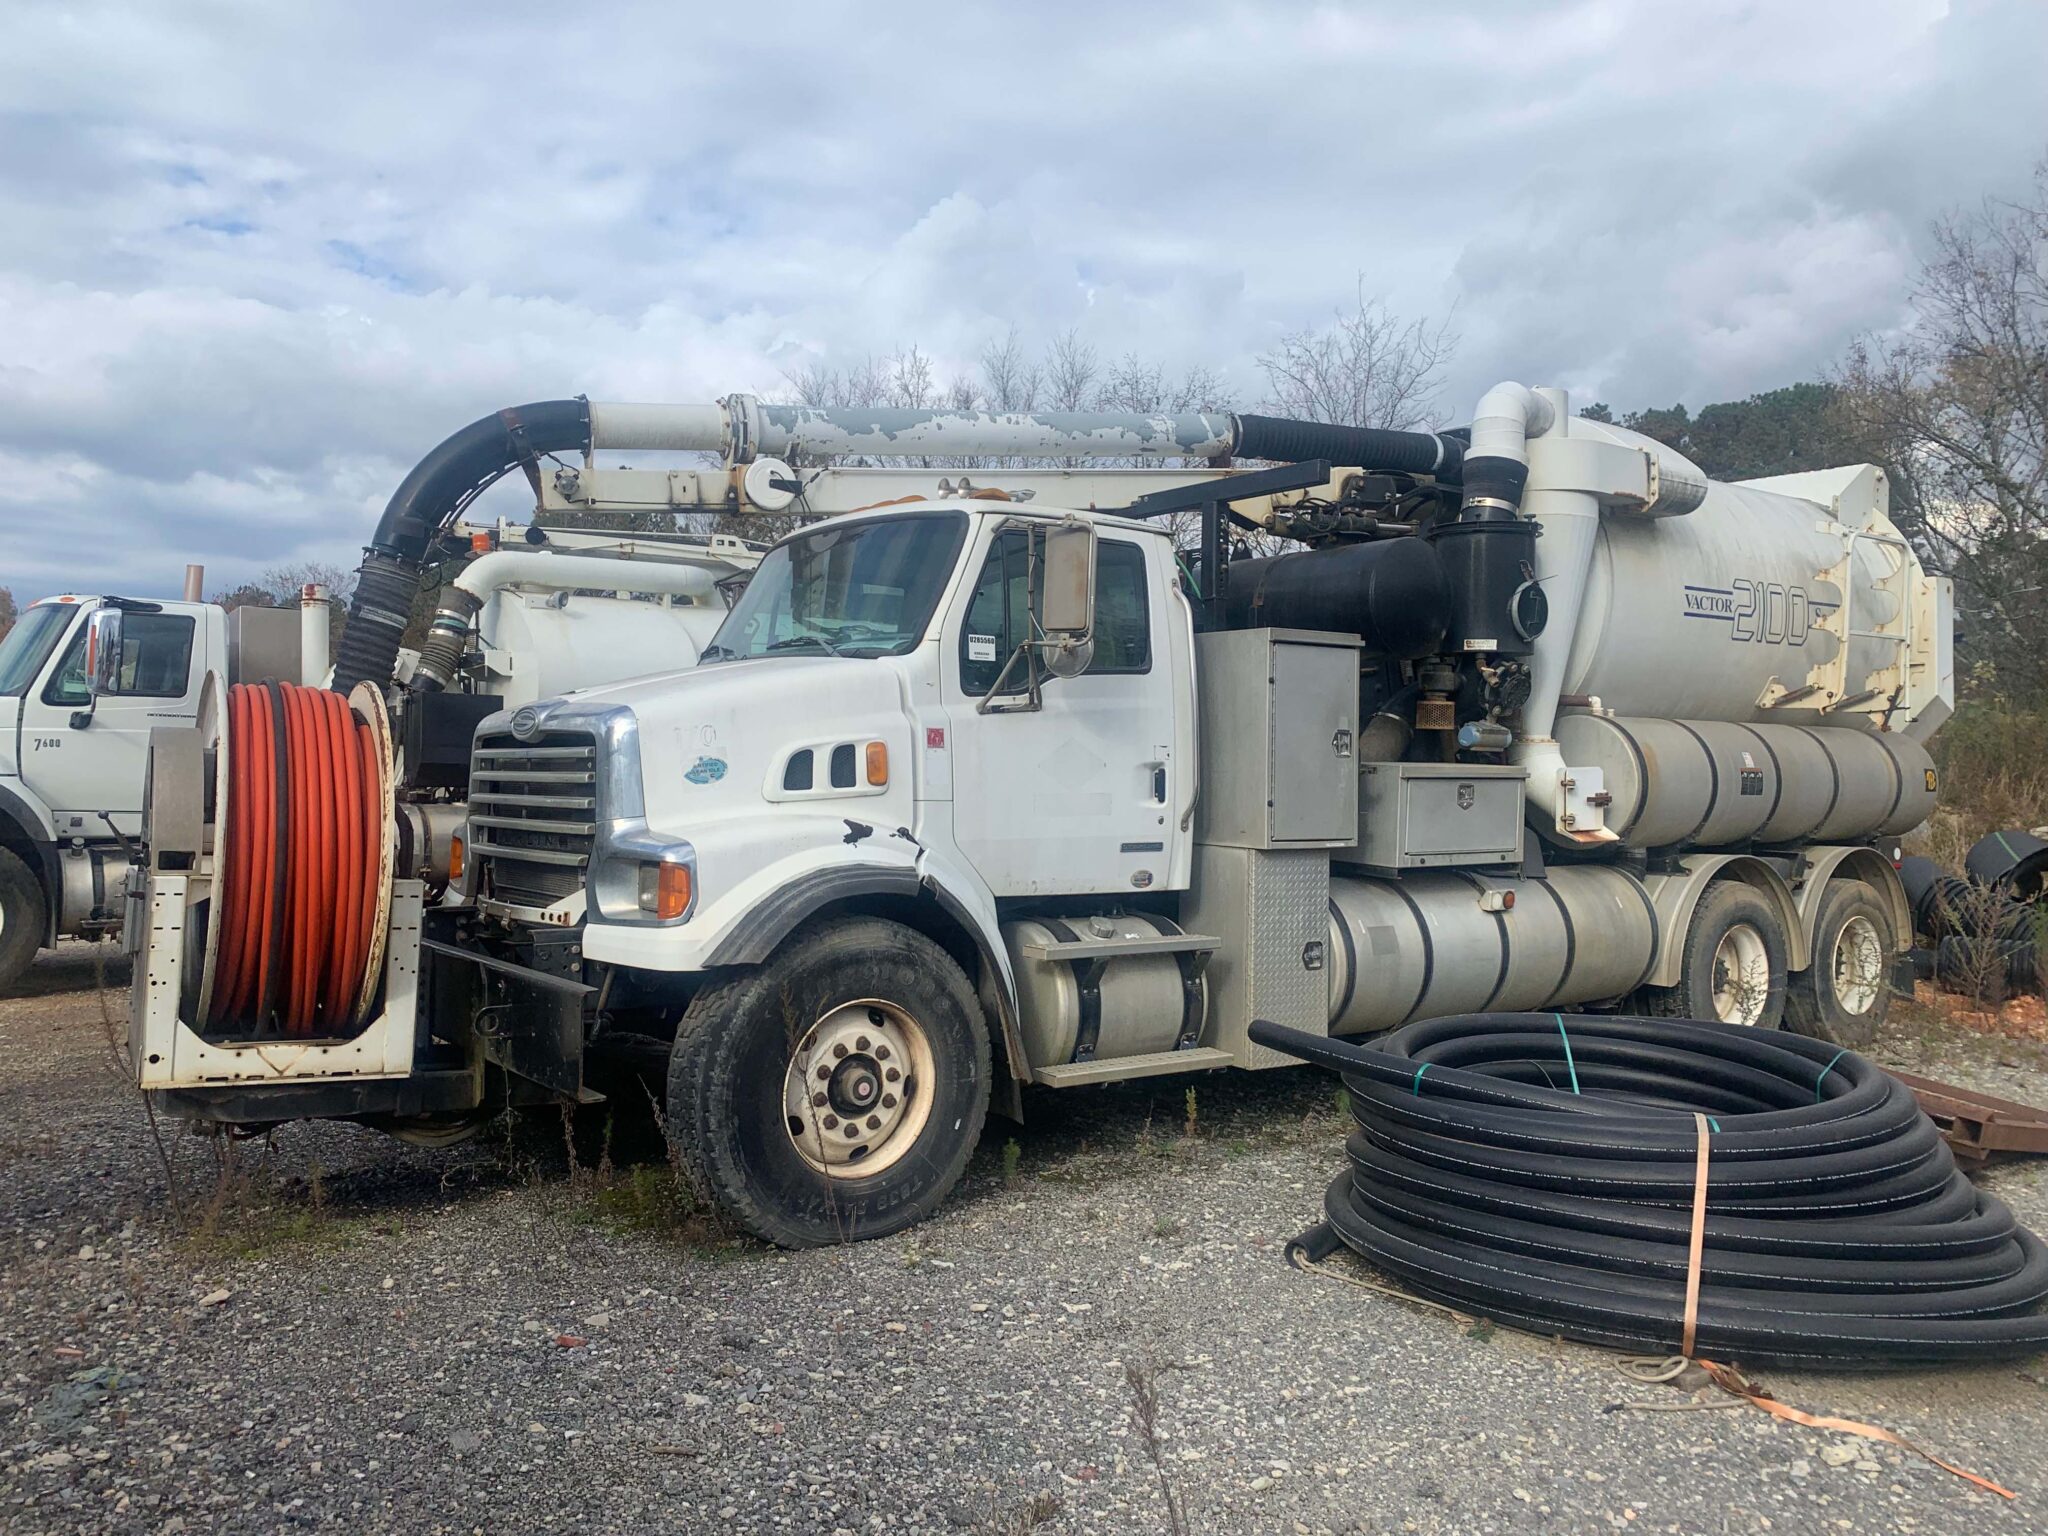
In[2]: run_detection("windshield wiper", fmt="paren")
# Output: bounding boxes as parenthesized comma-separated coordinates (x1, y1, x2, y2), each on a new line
(763, 633, 842, 657)
(699, 643, 737, 662)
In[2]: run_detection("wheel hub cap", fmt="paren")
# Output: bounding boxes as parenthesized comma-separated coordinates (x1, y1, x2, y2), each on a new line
(1832, 914, 1883, 1017)
(782, 1000, 935, 1178)
(1711, 922, 1770, 1027)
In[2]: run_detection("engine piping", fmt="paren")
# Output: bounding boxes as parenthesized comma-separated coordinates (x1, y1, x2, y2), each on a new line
(338, 395, 1471, 694)
(410, 550, 722, 692)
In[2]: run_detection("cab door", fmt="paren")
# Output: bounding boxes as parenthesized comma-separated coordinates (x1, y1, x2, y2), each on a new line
(941, 523, 1181, 896)
(20, 609, 201, 836)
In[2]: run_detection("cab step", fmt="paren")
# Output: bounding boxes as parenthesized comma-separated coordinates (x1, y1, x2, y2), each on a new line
(1032, 1046, 1235, 1087)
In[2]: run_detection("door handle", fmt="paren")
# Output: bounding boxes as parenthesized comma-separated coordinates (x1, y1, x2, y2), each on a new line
(1151, 765, 1168, 803)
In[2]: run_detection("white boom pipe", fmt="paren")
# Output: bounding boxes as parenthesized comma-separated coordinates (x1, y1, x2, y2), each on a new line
(454, 550, 718, 605)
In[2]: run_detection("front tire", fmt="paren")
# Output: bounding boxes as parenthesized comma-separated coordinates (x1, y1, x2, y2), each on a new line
(1785, 881, 1894, 1050)
(0, 848, 46, 995)
(666, 915, 992, 1247)
(1638, 882, 1788, 1028)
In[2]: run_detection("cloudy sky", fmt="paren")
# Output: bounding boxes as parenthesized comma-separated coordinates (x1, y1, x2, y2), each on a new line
(2, 0, 2044, 599)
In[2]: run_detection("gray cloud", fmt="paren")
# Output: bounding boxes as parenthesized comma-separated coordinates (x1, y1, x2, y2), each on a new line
(0, 0, 2043, 598)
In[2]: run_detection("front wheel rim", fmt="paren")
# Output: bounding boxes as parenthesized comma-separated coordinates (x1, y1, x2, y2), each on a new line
(1831, 914, 1884, 1017)
(1711, 923, 1771, 1026)
(782, 999, 935, 1178)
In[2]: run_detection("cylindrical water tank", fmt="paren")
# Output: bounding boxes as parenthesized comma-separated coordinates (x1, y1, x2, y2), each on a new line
(1325, 866, 1656, 1035)
(1552, 715, 1936, 850)
(1557, 480, 1911, 724)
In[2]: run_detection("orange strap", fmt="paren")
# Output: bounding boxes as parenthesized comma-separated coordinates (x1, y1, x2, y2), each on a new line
(1697, 1361, 2016, 1499)
(1681, 1112, 1709, 1360)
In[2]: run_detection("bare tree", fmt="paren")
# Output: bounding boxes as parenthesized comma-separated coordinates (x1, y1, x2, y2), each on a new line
(1256, 280, 1456, 431)
(0, 586, 16, 644)
(977, 326, 1041, 414)
(1043, 328, 1101, 413)
(1835, 162, 2048, 702)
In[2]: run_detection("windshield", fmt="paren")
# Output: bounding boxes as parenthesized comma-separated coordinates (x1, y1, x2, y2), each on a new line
(703, 512, 967, 663)
(0, 603, 76, 697)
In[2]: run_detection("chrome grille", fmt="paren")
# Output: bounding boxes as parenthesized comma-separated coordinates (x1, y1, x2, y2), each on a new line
(470, 730, 596, 910)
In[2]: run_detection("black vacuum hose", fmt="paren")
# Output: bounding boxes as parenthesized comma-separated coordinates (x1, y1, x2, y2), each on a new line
(1231, 415, 1464, 481)
(1252, 1014, 2048, 1366)
(333, 399, 592, 693)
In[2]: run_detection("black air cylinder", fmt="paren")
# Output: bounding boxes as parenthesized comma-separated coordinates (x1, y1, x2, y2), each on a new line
(1217, 537, 1449, 658)
(1426, 511, 1543, 657)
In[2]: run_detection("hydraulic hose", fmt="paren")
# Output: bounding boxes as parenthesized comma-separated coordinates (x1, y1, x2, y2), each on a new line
(210, 682, 384, 1035)
(1252, 1014, 2048, 1366)
(333, 399, 592, 692)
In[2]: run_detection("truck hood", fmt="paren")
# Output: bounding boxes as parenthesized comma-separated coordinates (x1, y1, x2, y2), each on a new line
(561, 655, 914, 820)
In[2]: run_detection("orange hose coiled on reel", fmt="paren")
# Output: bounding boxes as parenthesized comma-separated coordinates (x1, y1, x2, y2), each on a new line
(207, 681, 384, 1036)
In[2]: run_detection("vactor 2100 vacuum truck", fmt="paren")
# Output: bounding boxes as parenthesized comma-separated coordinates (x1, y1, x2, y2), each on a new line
(125, 383, 1951, 1245)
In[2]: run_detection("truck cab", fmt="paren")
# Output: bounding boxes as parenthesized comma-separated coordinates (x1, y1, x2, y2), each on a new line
(0, 596, 224, 983)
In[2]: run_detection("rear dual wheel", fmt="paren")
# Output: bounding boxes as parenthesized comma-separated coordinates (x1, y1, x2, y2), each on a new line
(666, 916, 991, 1247)
(1785, 881, 1895, 1050)
(1638, 882, 1788, 1029)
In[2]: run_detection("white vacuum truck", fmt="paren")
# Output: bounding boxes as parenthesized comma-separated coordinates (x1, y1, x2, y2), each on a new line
(0, 527, 763, 990)
(127, 385, 1952, 1246)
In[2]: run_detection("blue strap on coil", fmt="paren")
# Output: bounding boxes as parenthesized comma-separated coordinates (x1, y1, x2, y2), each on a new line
(1555, 1014, 1581, 1095)
(1815, 1048, 1850, 1103)
(1412, 1063, 1432, 1095)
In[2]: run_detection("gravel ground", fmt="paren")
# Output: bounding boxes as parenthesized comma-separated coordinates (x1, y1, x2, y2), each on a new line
(5, 943, 2048, 1534)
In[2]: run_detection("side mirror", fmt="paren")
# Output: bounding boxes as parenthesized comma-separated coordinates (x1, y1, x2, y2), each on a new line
(1038, 520, 1096, 679)
(86, 607, 125, 699)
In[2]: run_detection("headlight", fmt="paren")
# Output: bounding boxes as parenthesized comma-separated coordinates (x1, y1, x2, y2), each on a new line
(638, 860, 693, 920)
(589, 824, 697, 926)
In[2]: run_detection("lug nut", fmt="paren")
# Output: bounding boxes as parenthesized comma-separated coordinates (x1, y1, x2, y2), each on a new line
(875, 1045, 891, 1061)
(817, 1064, 832, 1080)
(844, 1124, 860, 1138)
(855, 1035, 871, 1051)
(866, 1115, 881, 1130)
(885, 1067, 901, 1082)
(832, 1043, 849, 1059)
(811, 1092, 827, 1108)
(881, 1093, 897, 1109)
(823, 1115, 839, 1130)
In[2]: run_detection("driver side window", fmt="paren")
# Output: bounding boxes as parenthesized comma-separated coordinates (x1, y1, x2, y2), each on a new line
(957, 532, 1152, 697)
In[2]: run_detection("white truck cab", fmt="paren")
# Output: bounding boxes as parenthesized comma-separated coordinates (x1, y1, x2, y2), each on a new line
(0, 596, 223, 981)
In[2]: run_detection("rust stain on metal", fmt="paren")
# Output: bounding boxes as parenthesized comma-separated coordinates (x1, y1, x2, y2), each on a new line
(1893, 1070, 2048, 1165)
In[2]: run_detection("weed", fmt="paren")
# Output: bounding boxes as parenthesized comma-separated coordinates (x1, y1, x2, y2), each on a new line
(1151, 1212, 1185, 1240)
(973, 1491, 1063, 1535)
(1123, 1358, 1190, 1536)
(1335, 1085, 1352, 1121)
(1465, 1317, 1497, 1343)
(1182, 1087, 1199, 1139)
(1000, 1138, 1023, 1186)
(581, 1164, 705, 1238)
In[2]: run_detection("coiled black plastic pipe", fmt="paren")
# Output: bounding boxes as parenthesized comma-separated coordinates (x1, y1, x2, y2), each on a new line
(1252, 1014, 2048, 1365)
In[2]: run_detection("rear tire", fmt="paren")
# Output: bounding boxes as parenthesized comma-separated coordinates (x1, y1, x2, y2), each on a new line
(0, 848, 46, 995)
(1638, 882, 1788, 1029)
(666, 915, 991, 1247)
(1785, 881, 1894, 1050)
